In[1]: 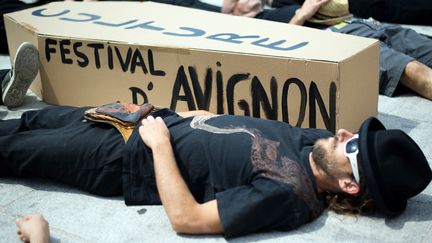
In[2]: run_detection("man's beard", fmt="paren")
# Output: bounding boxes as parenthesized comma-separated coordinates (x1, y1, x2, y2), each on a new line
(312, 136, 339, 179)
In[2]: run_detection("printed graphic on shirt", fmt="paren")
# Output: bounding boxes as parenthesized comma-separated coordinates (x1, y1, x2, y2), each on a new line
(190, 115, 255, 137)
(190, 116, 323, 217)
(250, 132, 323, 218)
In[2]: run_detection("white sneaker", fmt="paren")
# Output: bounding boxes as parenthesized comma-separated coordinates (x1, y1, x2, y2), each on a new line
(2, 42, 39, 108)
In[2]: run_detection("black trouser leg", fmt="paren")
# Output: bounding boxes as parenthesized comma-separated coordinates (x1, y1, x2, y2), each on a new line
(348, 0, 432, 25)
(0, 106, 125, 197)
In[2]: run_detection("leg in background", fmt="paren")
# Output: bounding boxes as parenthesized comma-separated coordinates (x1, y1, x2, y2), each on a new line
(400, 60, 432, 100)
(2, 42, 39, 108)
(374, 23, 432, 99)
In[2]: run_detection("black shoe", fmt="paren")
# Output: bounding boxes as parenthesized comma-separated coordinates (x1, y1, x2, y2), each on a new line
(2, 42, 39, 108)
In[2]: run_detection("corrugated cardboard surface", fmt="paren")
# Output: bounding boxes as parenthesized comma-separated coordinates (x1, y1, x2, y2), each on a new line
(5, 1, 379, 132)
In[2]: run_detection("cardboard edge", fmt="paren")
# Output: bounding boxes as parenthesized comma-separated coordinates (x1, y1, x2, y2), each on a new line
(4, 1, 377, 63)
(338, 40, 379, 132)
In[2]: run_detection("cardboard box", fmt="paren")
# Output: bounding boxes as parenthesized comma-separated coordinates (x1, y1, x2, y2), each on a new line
(5, 1, 379, 132)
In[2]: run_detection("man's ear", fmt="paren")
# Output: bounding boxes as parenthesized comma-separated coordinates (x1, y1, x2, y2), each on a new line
(338, 178, 360, 195)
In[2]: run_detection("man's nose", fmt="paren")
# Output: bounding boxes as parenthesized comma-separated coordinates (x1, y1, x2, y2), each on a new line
(336, 129, 354, 142)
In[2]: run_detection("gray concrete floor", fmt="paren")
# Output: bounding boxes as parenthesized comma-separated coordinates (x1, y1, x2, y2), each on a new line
(1, 27, 432, 242)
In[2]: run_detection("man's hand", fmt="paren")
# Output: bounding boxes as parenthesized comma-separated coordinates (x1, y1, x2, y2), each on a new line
(222, 0, 263, 18)
(139, 115, 223, 234)
(289, 0, 330, 25)
(16, 214, 50, 243)
(139, 116, 170, 150)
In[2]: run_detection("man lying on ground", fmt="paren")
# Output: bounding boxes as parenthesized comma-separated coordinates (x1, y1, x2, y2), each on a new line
(1, 43, 431, 238)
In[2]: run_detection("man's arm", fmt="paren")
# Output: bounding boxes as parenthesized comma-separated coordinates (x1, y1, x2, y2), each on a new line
(289, 0, 329, 25)
(139, 116, 224, 234)
(222, 0, 263, 17)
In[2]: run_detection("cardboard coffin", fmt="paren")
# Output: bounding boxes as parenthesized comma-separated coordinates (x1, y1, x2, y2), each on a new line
(5, 1, 379, 132)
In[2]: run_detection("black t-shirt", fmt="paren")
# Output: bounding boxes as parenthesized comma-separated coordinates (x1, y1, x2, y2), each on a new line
(123, 109, 332, 238)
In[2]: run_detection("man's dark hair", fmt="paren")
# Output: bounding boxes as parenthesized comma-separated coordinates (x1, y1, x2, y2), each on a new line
(326, 173, 374, 215)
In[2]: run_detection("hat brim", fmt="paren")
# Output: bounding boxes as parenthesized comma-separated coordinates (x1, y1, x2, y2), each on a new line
(308, 14, 353, 26)
(358, 117, 406, 216)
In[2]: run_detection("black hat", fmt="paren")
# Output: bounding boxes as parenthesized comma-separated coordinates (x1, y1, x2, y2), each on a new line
(358, 117, 432, 216)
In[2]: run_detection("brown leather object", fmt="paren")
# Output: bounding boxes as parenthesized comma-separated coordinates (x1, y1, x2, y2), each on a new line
(84, 102, 154, 142)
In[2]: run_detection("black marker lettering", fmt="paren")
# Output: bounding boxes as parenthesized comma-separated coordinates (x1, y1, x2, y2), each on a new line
(115, 46, 132, 72)
(130, 49, 148, 74)
(170, 66, 196, 111)
(309, 81, 336, 132)
(129, 87, 148, 105)
(148, 49, 165, 76)
(226, 73, 250, 114)
(282, 78, 306, 127)
(59, 39, 73, 64)
(251, 76, 278, 120)
(87, 43, 104, 69)
(73, 42, 89, 67)
(107, 45, 114, 70)
(188, 66, 212, 110)
(45, 38, 57, 62)
(216, 66, 224, 114)
(238, 100, 250, 116)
